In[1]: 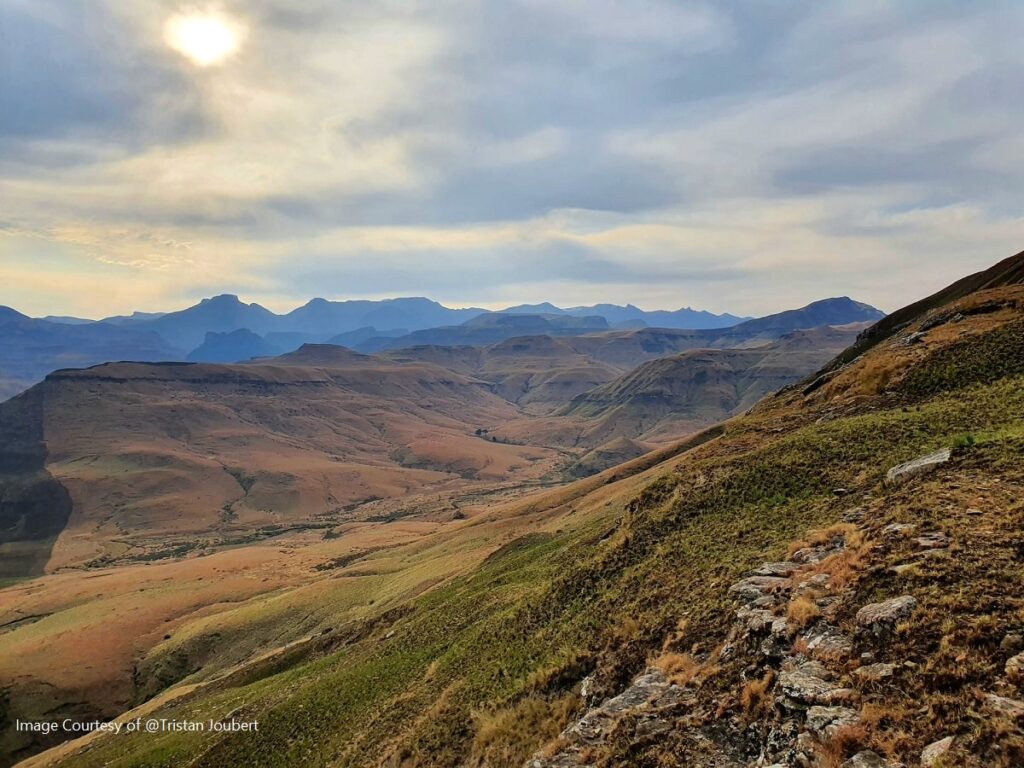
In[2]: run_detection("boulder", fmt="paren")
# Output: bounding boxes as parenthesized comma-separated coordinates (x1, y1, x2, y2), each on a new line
(778, 667, 838, 705)
(803, 624, 853, 661)
(915, 532, 951, 549)
(884, 449, 951, 487)
(985, 693, 1024, 719)
(729, 575, 790, 603)
(792, 544, 842, 564)
(842, 751, 889, 768)
(736, 607, 775, 635)
(754, 561, 800, 577)
(854, 663, 895, 682)
(921, 736, 955, 766)
(806, 705, 860, 737)
(563, 668, 669, 746)
(1005, 651, 1024, 683)
(856, 595, 917, 635)
(1001, 633, 1024, 653)
(881, 523, 916, 538)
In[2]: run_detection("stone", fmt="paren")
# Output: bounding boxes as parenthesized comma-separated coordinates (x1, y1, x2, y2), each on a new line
(778, 668, 838, 705)
(797, 660, 832, 679)
(579, 675, 594, 701)
(797, 573, 831, 590)
(985, 693, 1024, 718)
(791, 545, 838, 564)
(855, 663, 895, 682)
(737, 607, 775, 634)
(891, 561, 922, 575)
(915, 532, 951, 549)
(885, 449, 951, 487)
(823, 688, 859, 705)
(842, 751, 889, 768)
(729, 575, 790, 603)
(882, 523, 916, 537)
(803, 624, 854, 660)
(806, 705, 860, 736)
(843, 507, 866, 522)
(795, 730, 817, 764)
(856, 595, 917, 634)
(633, 717, 671, 738)
(1001, 633, 1024, 653)
(921, 736, 955, 766)
(753, 561, 800, 577)
(562, 668, 669, 746)
(1006, 651, 1024, 683)
(763, 720, 800, 764)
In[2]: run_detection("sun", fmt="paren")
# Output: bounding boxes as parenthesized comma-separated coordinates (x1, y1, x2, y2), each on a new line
(164, 10, 242, 67)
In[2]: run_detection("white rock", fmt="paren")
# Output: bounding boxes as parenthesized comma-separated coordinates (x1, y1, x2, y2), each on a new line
(884, 449, 951, 487)
(856, 595, 917, 633)
(921, 736, 955, 766)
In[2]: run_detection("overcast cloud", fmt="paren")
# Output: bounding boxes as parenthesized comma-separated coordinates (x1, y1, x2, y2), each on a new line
(1, 0, 1022, 317)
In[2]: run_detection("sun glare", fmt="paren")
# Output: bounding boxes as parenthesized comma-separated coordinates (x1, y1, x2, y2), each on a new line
(164, 11, 242, 67)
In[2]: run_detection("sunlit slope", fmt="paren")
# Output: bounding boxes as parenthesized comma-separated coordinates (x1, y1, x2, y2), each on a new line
(3, 355, 562, 573)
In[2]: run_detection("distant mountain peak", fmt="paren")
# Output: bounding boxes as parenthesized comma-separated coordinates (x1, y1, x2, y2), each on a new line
(0, 306, 30, 322)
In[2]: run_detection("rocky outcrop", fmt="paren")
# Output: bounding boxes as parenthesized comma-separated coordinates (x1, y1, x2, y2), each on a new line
(525, 667, 695, 767)
(884, 449, 951, 486)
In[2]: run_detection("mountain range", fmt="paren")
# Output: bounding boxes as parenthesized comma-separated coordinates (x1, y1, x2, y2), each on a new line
(0, 296, 882, 399)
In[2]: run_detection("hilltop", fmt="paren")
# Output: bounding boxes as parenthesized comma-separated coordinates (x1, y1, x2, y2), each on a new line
(562, 325, 858, 442)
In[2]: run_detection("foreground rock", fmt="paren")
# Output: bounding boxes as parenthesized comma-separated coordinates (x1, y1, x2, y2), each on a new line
(920, 735, 955, 766)
(856, 595, 917, 635)
(884, 449, 951, 486)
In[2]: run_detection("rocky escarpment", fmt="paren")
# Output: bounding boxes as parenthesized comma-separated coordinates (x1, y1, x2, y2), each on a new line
(527, 449, 1024, 767)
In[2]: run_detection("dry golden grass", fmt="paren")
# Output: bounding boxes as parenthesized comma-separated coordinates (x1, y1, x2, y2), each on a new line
(740, 670, 775, 719)
(659, 617, 690, 652)
(786, 595, 821, 629)
(469, 695, 577, 767)
(812, 724, 870, 768)
(651, 652, 700, 686)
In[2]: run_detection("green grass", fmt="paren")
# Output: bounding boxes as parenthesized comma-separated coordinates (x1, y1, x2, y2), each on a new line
(898, 318, 1024, 398)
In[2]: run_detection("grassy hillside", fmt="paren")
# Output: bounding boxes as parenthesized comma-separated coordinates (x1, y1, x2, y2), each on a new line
(22, 272, 1024, 767)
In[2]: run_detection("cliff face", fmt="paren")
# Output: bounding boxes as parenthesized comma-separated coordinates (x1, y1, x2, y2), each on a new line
(0, 385, 71, 578)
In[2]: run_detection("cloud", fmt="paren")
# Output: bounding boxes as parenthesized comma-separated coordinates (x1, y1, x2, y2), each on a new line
(1, 1, 1023, 319)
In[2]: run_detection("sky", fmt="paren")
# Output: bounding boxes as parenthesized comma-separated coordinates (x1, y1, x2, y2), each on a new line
(1, 0, 1023, 319)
